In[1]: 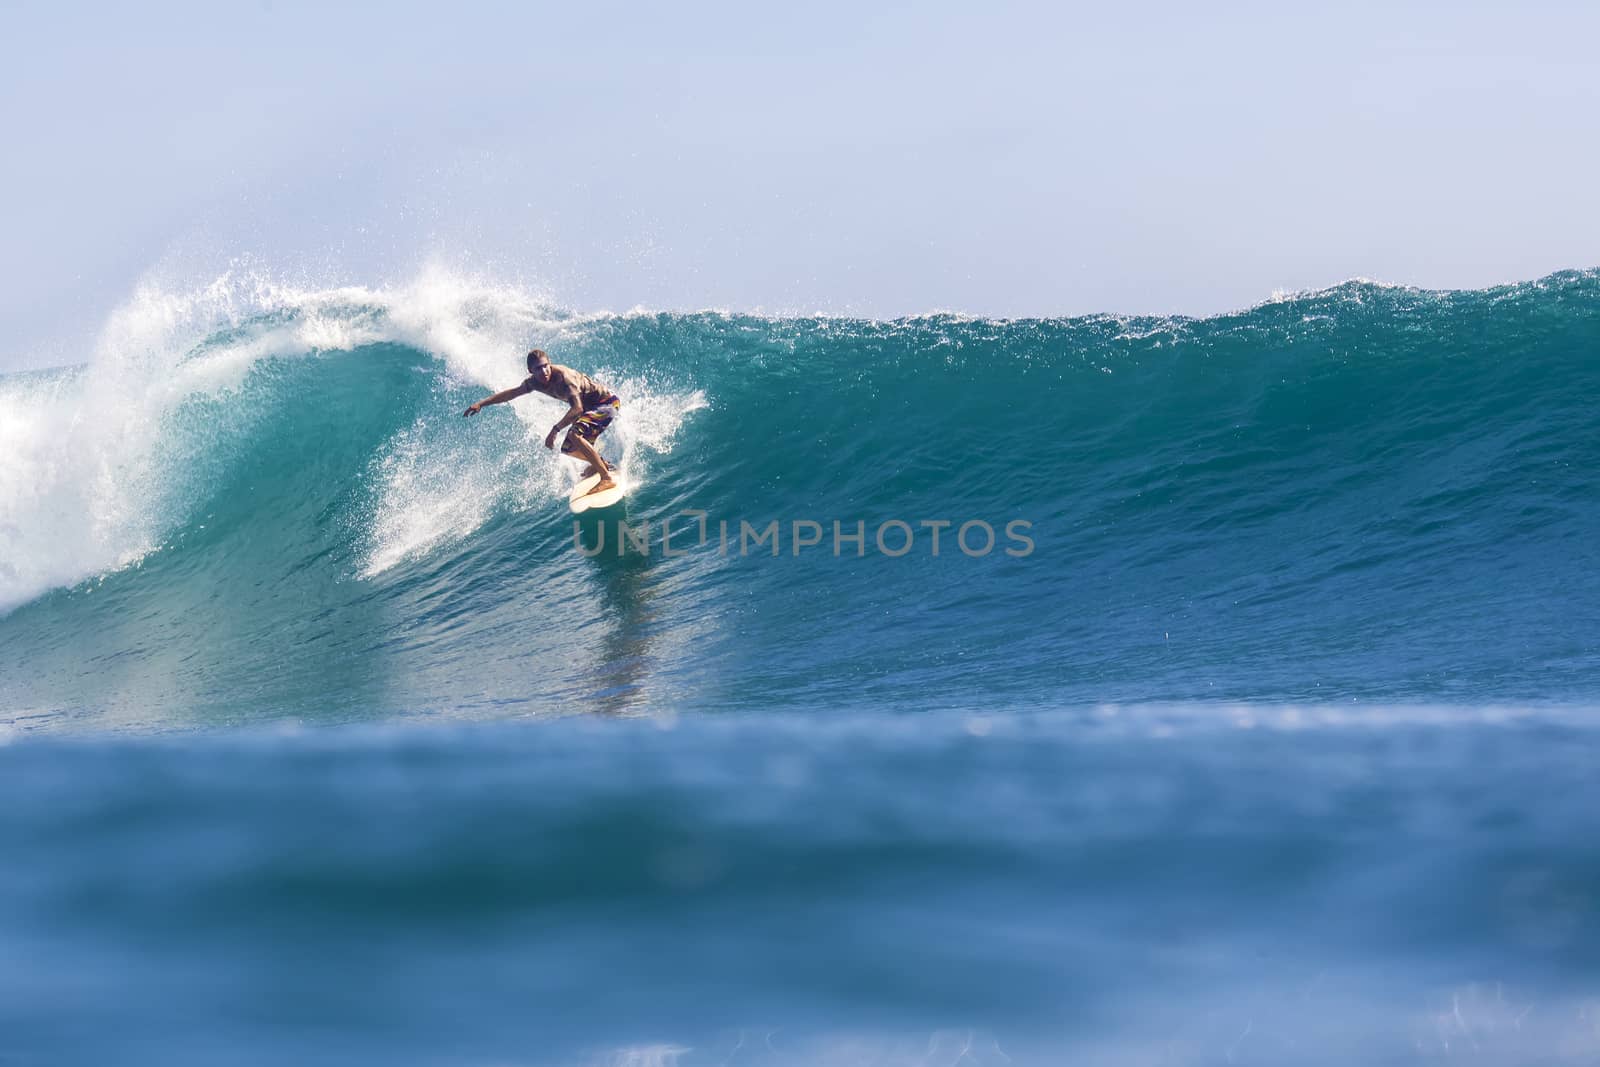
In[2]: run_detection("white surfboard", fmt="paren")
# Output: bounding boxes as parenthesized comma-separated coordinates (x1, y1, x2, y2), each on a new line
(568, 471, 628, 513)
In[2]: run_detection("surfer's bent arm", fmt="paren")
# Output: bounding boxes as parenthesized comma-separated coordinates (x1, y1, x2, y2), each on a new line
(549, 398, 583, 434)
(542, 392, 584, 448)
(462, 382, 531, 417)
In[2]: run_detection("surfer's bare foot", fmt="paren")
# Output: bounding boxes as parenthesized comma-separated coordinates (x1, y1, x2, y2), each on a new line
(578, 463, 599, 478)
(586, 477, 616, 496)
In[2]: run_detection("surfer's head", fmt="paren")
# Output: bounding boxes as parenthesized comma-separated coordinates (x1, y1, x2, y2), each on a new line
(526, 349, 552, 384)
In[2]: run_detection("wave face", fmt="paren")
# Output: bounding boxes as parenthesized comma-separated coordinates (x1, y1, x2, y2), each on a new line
(3, 270, 1599, 728)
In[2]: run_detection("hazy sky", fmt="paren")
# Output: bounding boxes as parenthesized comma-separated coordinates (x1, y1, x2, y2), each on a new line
(3, 0, 1597, 369)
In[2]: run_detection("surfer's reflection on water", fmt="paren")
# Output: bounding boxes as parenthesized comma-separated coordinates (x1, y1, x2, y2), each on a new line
(573, 541, 660, 715)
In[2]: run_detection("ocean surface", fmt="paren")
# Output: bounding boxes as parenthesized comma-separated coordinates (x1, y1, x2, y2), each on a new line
(2, 269, 1598, 1064)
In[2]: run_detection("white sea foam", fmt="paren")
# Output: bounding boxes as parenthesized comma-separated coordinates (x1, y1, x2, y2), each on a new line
(0, 265, 707, 610)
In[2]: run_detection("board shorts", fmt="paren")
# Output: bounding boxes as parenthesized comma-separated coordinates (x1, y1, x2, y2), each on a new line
(561, 395, 621, 455)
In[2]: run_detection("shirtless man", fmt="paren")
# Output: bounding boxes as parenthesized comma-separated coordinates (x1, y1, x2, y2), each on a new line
(463, 349, 621, 496)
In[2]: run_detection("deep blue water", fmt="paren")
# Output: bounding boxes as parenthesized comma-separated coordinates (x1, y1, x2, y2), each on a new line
(1, 270, 1598, 1063)
(4, 710, 1599, 1065)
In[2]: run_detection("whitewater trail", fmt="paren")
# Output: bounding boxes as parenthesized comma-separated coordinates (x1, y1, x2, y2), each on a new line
(0, 268, 705, 611)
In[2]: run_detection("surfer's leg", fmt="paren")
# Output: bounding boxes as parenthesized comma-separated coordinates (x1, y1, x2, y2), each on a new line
(562, 419, 613, 493)
(561, 403, 618, 494)
(567, 436, 613, 492)
(565, 434, 606, 475)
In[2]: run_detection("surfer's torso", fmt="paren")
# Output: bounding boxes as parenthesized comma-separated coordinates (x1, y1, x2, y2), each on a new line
(524, 364, 617, 410)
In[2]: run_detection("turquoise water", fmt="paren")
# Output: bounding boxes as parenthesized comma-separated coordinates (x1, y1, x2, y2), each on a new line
(2, 270, 1598, 1063)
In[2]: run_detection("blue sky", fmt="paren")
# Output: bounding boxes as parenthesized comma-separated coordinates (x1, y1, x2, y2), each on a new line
(3, 0, 1597, 369)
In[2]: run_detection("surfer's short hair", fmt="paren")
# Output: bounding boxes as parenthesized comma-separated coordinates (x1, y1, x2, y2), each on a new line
(526, 349, 549, 370)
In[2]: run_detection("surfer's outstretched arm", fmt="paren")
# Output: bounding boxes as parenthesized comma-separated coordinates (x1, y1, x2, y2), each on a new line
(462, 382, 531, 417)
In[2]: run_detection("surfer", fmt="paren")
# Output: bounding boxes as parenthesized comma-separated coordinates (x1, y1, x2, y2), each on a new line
(463, 349, 621, 496)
